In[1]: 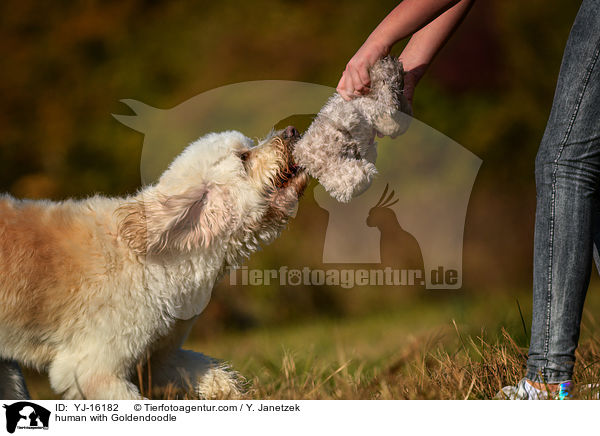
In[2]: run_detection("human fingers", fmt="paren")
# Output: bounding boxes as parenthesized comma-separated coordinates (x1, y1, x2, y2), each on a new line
(336, 72, 354, 101)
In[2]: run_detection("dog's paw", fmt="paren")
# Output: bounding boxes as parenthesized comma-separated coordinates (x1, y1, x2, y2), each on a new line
(195, 364, 245, 400)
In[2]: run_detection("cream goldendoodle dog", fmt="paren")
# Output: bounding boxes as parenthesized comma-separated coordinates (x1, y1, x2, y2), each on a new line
(0, 126, 307, 400)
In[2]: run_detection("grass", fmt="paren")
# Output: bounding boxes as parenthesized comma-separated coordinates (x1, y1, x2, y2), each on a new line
(24, 289, 600, 400)
(182, 290, 600, 400)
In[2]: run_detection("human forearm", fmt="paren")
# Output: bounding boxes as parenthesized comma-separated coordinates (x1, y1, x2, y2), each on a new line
(398, 0, 474, 103)
(365, 0, 464, 56)
(337, 0, 474, 101)
(399, 0, 474, 73)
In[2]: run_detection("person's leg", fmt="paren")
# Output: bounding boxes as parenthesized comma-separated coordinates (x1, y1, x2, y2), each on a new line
(527, 0, 600, 387)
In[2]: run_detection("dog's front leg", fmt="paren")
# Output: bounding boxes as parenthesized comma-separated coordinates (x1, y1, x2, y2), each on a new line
(146, 318, 243, 399)
(150, 349, 243, 399)
(48, 352, 142, 400)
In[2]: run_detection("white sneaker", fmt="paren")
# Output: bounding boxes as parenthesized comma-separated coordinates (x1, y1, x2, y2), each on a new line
(495, 378, 572, 400)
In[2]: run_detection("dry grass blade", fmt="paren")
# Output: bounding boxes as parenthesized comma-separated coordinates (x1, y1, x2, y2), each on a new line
(307, 361, 351, 398)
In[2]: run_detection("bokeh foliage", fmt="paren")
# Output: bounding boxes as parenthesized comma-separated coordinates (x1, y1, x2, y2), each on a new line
(0, 0, 584, 331)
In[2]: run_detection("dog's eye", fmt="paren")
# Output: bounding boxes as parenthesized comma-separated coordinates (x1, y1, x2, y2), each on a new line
(239, 151, 251, 173)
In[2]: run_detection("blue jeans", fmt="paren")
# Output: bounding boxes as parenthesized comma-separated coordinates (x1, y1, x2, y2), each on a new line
(527, 0, 600, 383)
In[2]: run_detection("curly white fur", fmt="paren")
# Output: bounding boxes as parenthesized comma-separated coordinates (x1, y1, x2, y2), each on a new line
(0, 128, 307, 400)
(293, 56, 412, 202)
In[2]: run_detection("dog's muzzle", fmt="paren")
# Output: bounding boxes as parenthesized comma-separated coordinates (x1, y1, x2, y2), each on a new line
(282, 125, 299, 142)
(281, 125, 300, 154)
(274, 125, 306, 191)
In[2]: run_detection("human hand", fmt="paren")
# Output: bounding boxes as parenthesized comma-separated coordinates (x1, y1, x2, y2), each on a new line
(336, 39, 390, 101)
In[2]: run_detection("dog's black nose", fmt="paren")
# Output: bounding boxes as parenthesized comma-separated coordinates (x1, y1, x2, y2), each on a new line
(283, 126, 299, 140)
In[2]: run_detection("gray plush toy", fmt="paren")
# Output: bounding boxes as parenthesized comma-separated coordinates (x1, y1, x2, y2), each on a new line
(293, 56, 412, 202)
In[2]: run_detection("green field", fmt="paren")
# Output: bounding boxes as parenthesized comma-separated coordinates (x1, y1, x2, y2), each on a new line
(25, 286, 600, 400)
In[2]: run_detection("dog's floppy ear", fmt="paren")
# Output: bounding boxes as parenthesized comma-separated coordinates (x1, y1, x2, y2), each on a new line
(118, 185, 233, 255)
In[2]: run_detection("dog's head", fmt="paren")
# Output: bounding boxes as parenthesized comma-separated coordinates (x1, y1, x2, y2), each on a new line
(118, 127, 308, 256)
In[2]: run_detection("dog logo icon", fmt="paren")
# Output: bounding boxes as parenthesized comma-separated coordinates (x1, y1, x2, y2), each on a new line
(2, 402, 50, 433)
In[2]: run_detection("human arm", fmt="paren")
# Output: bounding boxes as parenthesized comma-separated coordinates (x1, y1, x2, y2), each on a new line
(336, 0, 475, 102)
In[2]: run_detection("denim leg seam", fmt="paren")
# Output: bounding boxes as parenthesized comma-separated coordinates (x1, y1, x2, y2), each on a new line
(543, 42, 600, 376)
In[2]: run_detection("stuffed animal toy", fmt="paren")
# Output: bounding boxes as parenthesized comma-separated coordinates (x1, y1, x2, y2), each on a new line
(293, 56, 412, 202)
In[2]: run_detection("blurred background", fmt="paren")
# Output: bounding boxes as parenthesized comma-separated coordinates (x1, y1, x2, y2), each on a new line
(3, 0, 599, 398)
